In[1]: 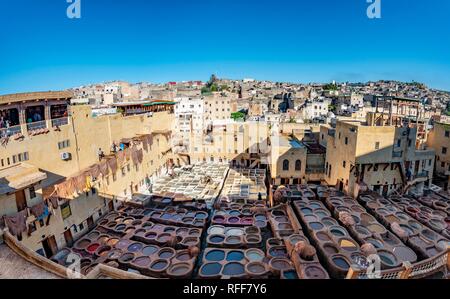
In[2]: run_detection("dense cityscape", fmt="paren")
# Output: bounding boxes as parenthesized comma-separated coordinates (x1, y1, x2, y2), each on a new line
(0, 76, 449, 279)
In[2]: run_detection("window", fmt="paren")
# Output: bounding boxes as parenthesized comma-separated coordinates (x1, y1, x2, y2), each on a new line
(344, 137, 348, 145)
(29, 186, 36, 199)
(121, 167, 126, 176)
(442, 147, 447, 154)
(445, 131, 450, 138)
(375, 142, 380, 150)
(282, 160, 290, 171)
(343, 161, 346, 168)
(58, 140, 70, 150)
(79, 222, 84, 231)
(61, 202, 72, 220)
(441, 162, 445, 168)
(397, 139, 401, 147)
(374, 164, 379, 171)
(295, 160, 301, 171)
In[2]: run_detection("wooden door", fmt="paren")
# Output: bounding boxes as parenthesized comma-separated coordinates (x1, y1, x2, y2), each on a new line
(42, 235, 58, 258)
(87, 216, 94, 230)
(15, 190, 27, 212)
(64, 229, 74, 247)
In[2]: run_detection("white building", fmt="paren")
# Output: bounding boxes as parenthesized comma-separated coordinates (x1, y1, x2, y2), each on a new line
(174, 97, 205, 135)
(299, 99, 330, 120)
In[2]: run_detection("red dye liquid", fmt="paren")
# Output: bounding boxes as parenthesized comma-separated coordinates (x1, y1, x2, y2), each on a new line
(87, 244, 100, 254)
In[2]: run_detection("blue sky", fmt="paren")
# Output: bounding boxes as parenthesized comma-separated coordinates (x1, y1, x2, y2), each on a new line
(0, 0, 449, 94)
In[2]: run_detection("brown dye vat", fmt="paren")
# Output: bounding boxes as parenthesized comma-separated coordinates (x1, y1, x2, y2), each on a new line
(95, 245, 112, 257)
(148, 259, 170, 276)
(87, 231, 100, 240)
(245, 262, 270, 278)
(167, 262, 193, 279)
(118, 252, 135, 266)
(269, 258, 293, 276)
(131, 256, 152, 270)
(74, 238, 91, 251)
(106, 237, 119, 247)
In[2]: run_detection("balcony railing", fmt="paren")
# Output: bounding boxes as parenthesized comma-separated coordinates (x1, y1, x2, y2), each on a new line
(51, 117, 69, 127)
(27, 120, 47, 132)
(0, 125, 22, 138)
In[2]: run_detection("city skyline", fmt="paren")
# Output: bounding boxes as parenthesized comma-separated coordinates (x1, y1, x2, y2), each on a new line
(1, 0, 449, 94)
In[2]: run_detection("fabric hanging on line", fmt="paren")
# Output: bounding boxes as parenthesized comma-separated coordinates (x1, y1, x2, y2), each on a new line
(49, 196, 59, 209)
(124, 147, 131, 161)
(85, 175, 92, 191)
(4, 209, 28, 237)
(74, 174, 86, 193)
(131, 147, 139, 165)
(30, 201, 46, 218)
(107, 157, 118, 173)
(117, 150, 125, 165)
(89, 164, 101, 179)
(99, 160, 109, 177)
(142, 136, 148, 152)
(137, 149, 144, 164)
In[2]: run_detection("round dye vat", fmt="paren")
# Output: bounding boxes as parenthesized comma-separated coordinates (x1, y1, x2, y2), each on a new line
(86, 243, 100, 254)
(303, 215, 318, 222)
(115, 240, 132, 250)
(304, 265, 328, 279)
(323, 244, 339, 255)
(195, 212, 208, 220)
(158, 248, 175, 259)
(321, 217, 337, 227)
(223, 262, 245, 276)
(267, 238, 283, 246)
(269, 246, 288, 258)
(288, 235, 306, 245)
(174, 251, 191, 262)
(309, 202, 321, 209)
(115, 224, 126, 231)
(118, 253, 135, 264)
(225, 236, 241, 245)
(209, 226, 225, 235)
(277, 222, 293, 230)
(392, 246, 417, 263)
(176, 227, 189, 236)
(156, 233, 172, 243)
(128, 243, 143, 253)
(189, 229, 201, 236)
(355, 225, 371, 236)
(422, 229, 438, 241)
(96, 245, 111, 257)
(228, 217, 240, 224)
(366, 238, 384, 249)
(378, 250, 398, 267)
(350, 253, 369, 269)
(270, 258, 291, 271)
(135, 229, 146, 237)
(245, 235, 261, 243)
(167, 263, 192, 277)
(149, 259, 169, 272)
(164, 227, 176, 233)
(142, 245, 159, 256)
(131, 220, 142, 226)
(245, 226, 259, 235)
(182, 237, 199, 247)
(272, 210, 285, 217)
(309, 222, 324, 231)
(53, 249, 71, 261)
(132, 256, 152, 268)
(315, 231, 331, 242)
(242, 217, 254, 225)
(181, 217, 194, 224)
(385, 215, 400, 224)
(213, 215, 225, 224)
(339, 239, 358, 252)
(209, 234, 225, 244)
(408, 220, 423, 231)
(125, 227, 135, 234)
(123, 218, 134, 225)
(107, 249, 123, 260)
(229, 210, 241, 217)
(399, 224, 414, 236)
(161, 213, 173, 220)
(315, 210, 330, 219)
(206, 250, 225, 261)
(200, 263, 222, 276)
(367, 224, 386, 234)
(282, 270, 298, 279)
(245, 249, 264, 262)
(227, 251, 245, 261)
(246, 262, 266, 275)
(255, 220, 266, 228)
(98, 219, 109, 226)
(332, 256, 350, 270)
(301, 208, 313, 215)
(329, 227, 347, 237)
(106, 238, 119, 247)
(75, 239, 90, 250)
(227, 228, 244, 236)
